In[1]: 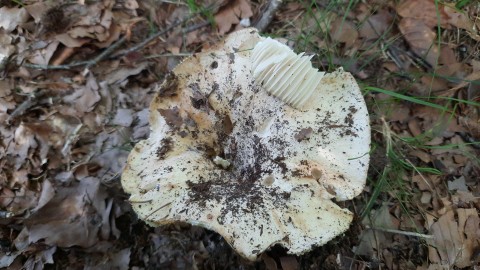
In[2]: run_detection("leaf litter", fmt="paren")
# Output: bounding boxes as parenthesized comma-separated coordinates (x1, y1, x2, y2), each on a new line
(0, 0, 479, 269)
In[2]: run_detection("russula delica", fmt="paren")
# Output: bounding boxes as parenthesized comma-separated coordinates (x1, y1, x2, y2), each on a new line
(122, 28, 370, 260)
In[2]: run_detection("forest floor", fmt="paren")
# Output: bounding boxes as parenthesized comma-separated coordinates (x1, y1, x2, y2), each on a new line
(0, 0, 479, 269)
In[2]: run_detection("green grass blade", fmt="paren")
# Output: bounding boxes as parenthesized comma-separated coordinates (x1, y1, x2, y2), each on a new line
(364, 86, 449, 111)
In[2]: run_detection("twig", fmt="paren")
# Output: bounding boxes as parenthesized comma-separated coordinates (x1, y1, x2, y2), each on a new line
(365, 225, 434, 239)
(22, 36, 126, 71)
(113, 4, 217, 59)
(23, 3, 218, 71)
(144, 53, 193, 59)
(253, 0, 282, 32)
(7, 91, 45, 122)
(84, 36, 126, 70)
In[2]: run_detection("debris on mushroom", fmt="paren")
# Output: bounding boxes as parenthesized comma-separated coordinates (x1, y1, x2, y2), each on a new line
(122, 28, 371, 261)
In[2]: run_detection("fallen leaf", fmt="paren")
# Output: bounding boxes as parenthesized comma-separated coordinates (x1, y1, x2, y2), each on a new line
(0, 30, 15, 64)
(55, 33, 89, 48)
(261, 254, 278, 270)
(105, 62, 148, 84)
(32, 180, 55, 212)
(448, 176, 469, 192)
(398, 18, 439, 66)
(330, 18, 358, 48)
(27, 40, 60, 65)
(0, 7, 30, 32)
(428, 209, 479, 268)
(24, 2, 49, 24)
(396, 0, 449, 28)
(443, 5, 476, 33)
(214, 0, 253, 35)
(358, 9, 393, 40)
(62, 74, 101, 115)
(0, 251, 21, 268)
(111, 108, 134, 127)
(25, 177, 108, 248)
(280, 256, 299, 270)
(7, 124, 37, 170)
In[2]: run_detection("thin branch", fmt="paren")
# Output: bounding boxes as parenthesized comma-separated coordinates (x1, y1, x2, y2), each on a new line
(112, 3, 218, 59)
(84, 36, 126, 70)
(365, 225, 434, 239)
(253, 0, 282, 32)
(7, 90, 46, 122)
(23, 3, 218, 71)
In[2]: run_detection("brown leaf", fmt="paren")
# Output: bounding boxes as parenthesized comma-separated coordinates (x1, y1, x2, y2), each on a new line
(25, 177, 108, 248)
(62, 74, 101, 115)
(7, 124, 37, 170)
(55, 33, 89, 48)
(261, 254, 278, 270)
(396, 0, 448, 28)
(398, 18, 439, 66)
(443, 5, 476, 32)
(358, 9, 393, 40)
(111, 108, 134, 127)
(24, 2, 49, 24)
(280, 256, 299, 270)
(428, 209, 479, 268)
(0, 6, 30, 33)
(0, 30, 15, 63)
(27, 41, 60, 65)
(330, 18, 358, 48)
(214, 0, 253, 35)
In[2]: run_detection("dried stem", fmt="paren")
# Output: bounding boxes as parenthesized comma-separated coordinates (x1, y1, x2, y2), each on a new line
(365, 225, 434, 239)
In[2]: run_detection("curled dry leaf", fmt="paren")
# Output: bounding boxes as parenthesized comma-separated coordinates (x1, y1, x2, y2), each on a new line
(428, 208, 480, 268)
(330, 18, 358, 48)
(0, 30, 15, 64)
(24, 177, 109, 248)
(358, 9, 394, 40)
(396, 0, 449, 28)
(0, 6, 30, 33)
(27, 40, 60, 66)
(398, 18, 439, 67)
(444, 5, 480, 41)
(214, 0, 253, 35)
(62, 74, 101, 116)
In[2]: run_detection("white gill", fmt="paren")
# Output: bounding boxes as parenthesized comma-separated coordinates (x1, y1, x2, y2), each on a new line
(251, 38, 325, 109)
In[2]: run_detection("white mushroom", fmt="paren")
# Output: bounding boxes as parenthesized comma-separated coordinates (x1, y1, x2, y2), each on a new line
(122, 28, 370, 261)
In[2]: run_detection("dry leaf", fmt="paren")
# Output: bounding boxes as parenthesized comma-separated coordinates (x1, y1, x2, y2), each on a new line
(330, 18, 358, 48)
(62, 74, 101, 115)
(280, 256, 299, 270)
(112, 108, 134, 127)
(261, 254, 278, 270)
(428, 209, 479, 268)
(398, 18, 439, 66)
(358, 9, 393, 40)
(396, 0, 448, 28)
(214, 0, 253, 35)
(25, 177, 108, 248)
(443, 5, 476, 33)
(24, 3, 49, 24)
(55, 33, 89, 48)
(448, 176, 468, 192)
(27, 40, 60, 65)
(0, 30, 15, 64)
(0, 7, 30, 32)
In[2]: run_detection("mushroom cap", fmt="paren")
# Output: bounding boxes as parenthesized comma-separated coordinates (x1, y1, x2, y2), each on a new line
(122, 28, 370, 261)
